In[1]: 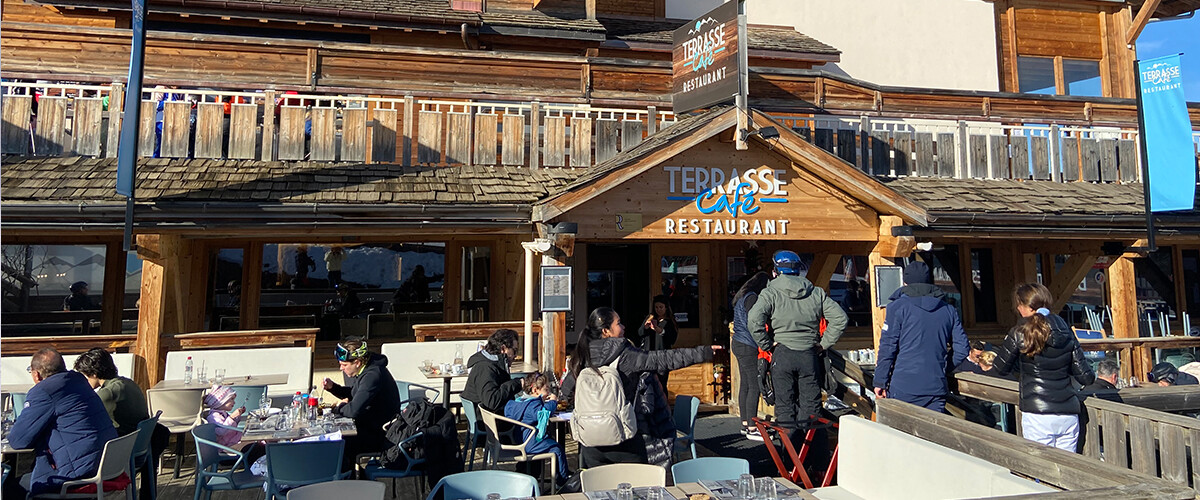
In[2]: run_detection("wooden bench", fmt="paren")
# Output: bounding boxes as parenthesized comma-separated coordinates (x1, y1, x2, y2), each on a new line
(411, 321, 541, 343)
(2, 352, 136, 393)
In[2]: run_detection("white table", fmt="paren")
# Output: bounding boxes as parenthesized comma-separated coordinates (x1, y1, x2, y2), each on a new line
(152, 373, 289, 390)
(0, 383, 33, 395)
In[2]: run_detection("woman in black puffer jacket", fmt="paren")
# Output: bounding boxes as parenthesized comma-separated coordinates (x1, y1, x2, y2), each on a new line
(992, 283, 1094, 452)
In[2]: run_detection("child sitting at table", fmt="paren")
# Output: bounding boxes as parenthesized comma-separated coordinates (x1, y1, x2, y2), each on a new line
(504, 372, 572, 487)
(204, 385, 266, 463)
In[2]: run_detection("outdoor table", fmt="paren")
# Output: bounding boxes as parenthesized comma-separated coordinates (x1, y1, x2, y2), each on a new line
(152, 373, 289, 390)
(421, 362, 540, 409)
(235, 412, 357, 449)
(537, 478, 814, 500)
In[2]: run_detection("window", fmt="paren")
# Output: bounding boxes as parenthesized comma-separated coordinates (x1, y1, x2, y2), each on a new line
(1018, 56, 1057, 95)
(660, 256, 701, 329)
(208, 248, 244, 331)
(460, 246, 490, 322)
(1063, 59, 1102, 97)
(2, 244, 107, 335)
(1018, 56, 1103, 97)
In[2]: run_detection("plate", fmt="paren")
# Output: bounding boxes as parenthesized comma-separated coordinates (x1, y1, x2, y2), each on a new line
(251, 407, 282, 419)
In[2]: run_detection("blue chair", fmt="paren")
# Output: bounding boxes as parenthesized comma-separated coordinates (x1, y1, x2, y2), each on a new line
(232, 385, 268, 411)
(1073, 329, 1106, 361)
(425, 470, 539, 500)
(265, 440, 351, 500)
(459, 398, 488, 470)
(671, 457, 750, 484)
(11, 393, 26, 418)
(130, 412, 162, 500)
(192, 423, 265, 500)
(673, 395, 700, 460)
(397, 381, 440, 408)
(361, 421, 427, 499)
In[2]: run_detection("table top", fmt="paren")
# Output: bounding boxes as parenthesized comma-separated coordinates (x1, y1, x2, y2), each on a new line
(1, 383, 33, 394)
(420, 362, 540, 380)
(236, 414, 356, 448)
(152, 373, 289, 390)
(1, 439, 32, 454)
(540, 478, 813, 500)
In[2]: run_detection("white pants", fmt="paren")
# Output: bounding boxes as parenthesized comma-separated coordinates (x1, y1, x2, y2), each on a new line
(1022, 412, 1080, 452)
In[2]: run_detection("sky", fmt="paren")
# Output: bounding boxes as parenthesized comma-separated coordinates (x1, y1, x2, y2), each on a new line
(1137, 13, 1200, 102)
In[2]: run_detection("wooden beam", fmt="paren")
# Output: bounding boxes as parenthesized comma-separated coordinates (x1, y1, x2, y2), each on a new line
(1126, 0, 1163, 46)
(871, 215, 916, 258)
(1049, 253, 1099, 316)
(868, 250, 894, 349)
(101, 240, 126, 334)
(132, 234, 207, 388)
(809, 252, 841, 291)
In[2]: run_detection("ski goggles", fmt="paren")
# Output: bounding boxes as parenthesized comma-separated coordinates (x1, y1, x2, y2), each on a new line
(335, 342, 367, 362)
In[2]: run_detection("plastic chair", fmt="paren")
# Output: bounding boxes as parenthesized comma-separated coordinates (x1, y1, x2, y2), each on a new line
(478, 408, 558, 493)
(459, 398, 488, 470)
(673, 395, 700, 460)
(31, 431, 139, 500)
(11, 392, 27, 418)
(425, 470, 539, 500)
(287, 480, 385, 500)
(130, 412, 162, 500)
(232, 385, 268, 411)
(147, 388, 203, 478)
(192, 423, 265, 500)
(265, 440, 351, 500)
(671, 457, 750, 484)
(579, 463, 666, 492)
(397, 381, 440, 407)
(361, 421, 426, 499)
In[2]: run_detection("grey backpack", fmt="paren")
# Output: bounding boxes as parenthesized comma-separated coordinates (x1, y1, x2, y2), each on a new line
(570, 355, 636, 447)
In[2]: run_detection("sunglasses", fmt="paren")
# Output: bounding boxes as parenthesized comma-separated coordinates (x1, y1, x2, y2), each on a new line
(335, 343, 367, 362)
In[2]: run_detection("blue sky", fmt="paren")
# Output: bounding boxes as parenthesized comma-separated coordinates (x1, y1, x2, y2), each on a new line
(1138, 13, 1200, 102)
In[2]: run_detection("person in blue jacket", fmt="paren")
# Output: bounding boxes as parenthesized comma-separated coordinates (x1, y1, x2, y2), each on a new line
(872, 261, 968, 413)
(503, 371, 571, 488)
(8, 347, 117, 496)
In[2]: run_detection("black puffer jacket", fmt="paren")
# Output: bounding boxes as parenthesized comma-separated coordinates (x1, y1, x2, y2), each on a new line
(633, 372, 676, 468)
(561, 337, 712, 403)
(992, 314, 1095, 414)
(461, 351, 522, 414)
(329, 353, 402, 443)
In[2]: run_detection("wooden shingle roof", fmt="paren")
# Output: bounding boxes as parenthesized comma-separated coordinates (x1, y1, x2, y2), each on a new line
(880, 177, 1200, 217)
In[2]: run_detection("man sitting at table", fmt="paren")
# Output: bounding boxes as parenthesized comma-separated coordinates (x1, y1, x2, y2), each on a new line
(462, 329, 523, 414)
(323, 338, 401, 471)
(8, 347, 118, 496)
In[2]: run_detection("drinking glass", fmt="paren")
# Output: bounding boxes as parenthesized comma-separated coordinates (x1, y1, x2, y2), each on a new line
(756, 478, 777, 500)
(738, 474, 755, 500)
(617, 483, 633, 500)
(646, 487, 663, 500)
(196, 365, 208, 385)
(213, 368, 226, 385)
(258, 392, 272, 412)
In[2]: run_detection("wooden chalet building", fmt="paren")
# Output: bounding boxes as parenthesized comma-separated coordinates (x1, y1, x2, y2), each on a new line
(2, 0, 1199, 401)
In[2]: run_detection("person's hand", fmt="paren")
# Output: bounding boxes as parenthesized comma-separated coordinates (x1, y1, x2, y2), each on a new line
(322, 378, 335, 390)
(232, 407, 245, 419)
(338, 398, 349, 405)
(873, 387, 887, 398)
(546, 393, 558, 401)
(710, 345, 724, 352)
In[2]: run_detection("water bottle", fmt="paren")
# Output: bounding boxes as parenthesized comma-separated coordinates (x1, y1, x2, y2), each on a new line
(183, 357, 194, 385)
(308, 397, 318, 423)
(453, 346, 464, 366)
(291, 391, 302, 423)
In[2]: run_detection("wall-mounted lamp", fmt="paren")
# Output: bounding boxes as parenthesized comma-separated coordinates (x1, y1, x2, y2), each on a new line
(739, 126, 780, 142)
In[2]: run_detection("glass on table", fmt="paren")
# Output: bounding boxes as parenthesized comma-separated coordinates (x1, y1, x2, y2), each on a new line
(646, 486, 664, 500)
(196, 364, 208, 385)
(755, 478, 777, 500)
(738, 474, 755, 500)
(617, 483, 633, 500)
(213, 368, 226, 385)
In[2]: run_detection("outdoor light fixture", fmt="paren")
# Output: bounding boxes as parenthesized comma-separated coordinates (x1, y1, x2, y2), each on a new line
(739, 126, 780, 142)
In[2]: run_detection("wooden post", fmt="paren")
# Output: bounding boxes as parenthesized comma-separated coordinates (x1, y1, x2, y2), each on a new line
(530, 101, 541, 169)
(402, 95, 414, 167)
(1109, 254, 1140, 380)
(261, 90, 276, 161)
(240, 242, 262, 330)
(106, 83, 124, 158)
(870, 216, 915, 348)
(132, 234, 207, 388)
(101, 240, 127, 334)
(869, 250, 894, 349)
(540, 231, 575, 374)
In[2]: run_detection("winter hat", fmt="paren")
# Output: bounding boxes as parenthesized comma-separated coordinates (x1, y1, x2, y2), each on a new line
(903, 261, 933, 285)
(203, 385, 237, 409)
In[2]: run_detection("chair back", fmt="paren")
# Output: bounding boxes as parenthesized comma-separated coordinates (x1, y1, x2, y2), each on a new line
(673, 395, 699, 436)
(580, 463, 666, 492)
(147, 388, 203, 429)
(287, 480, 384, 500)
(191, 423, 227, 471)
(426, 470, 539, 500)
(266, 440, 346, 490)
(11, 393, 26, 418)
(397, 381, 439, 406)
(461, 398, 482, 431)
(232, 385, 268, 411)
(477, 408, 529, 452)
(94, 431, 140, 481)
(671, 457, 750, 484)
(131, 412, 161, 465)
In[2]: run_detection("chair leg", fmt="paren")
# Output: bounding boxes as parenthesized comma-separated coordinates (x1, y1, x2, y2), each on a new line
(173, 434, 185, 479)
(193, 477, 203, 500)
(690, 440, 697, 460)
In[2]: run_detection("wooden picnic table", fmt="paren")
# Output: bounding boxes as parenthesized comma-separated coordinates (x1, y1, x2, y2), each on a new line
(152, 373, 289, 391)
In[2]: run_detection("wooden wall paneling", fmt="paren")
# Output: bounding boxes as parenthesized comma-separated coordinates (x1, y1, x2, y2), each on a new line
(870, 131, 890, 176)
(193, 102, 224, 159)
(1013, 5, 1104, 60)
(814, 128, 834, 154)
(227, 103, 257, 160)
(278, 106, 306, 161)
(1031, 135, 1051, 179)
(2, 95, 32, 154)
(620, 119, 643, 151)
(988, 134, 1009, 179)
(340, 107, 367, 162)
(914, 132, 934, 176)
(1011, 135, 1031, 179)
(260, 90, 276, 161)
(893, 131, 912, 176)
(837, 129, 857, 165)
(935, 132, 956, 177)
(1160, 422, 1188, 485)
(105, 84, 123, 158)
(474, 112, 498, 166)
(969, 134, 988, 178)
(570, 114, 592, 168)
(1062, 136, 1081, 181)
(1080, 138, 1100, 181)
(160, 101, 190, 158)
(34, 97, 67, 156)
(542, 115, 566, 167)
(71, 97, 104, 157)
(138, 101, 156, 158)
(1099, 138, 1119, 182)
(417, 110, 443, 164)
(372, 108, 398, 163)
(1129, 416, 1155, 475)
(1118, 139, 1138, 182)
(445, 112, 472, 165)
(501, 113, 526, 166)
(595, 118, 619, 163)
(309, 107, 337, 161)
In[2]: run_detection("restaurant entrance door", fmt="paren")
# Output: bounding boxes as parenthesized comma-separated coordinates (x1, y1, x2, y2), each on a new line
(586, 244, 650, 328)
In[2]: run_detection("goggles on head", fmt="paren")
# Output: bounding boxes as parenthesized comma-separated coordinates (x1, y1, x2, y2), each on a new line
(335, 342, 368, 362)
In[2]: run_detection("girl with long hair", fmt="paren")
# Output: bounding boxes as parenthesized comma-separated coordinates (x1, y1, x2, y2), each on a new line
(730, 271, 771, 441)
(636, 295, 679, 352)
(562, 307, 717, 468)
(991, 283, 1095, 451)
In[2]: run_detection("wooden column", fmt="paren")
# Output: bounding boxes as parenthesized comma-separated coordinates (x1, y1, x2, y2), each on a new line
(958, 243, 977, 328)
(870, 216, 915, 348)
(261, 90, 276, 161)
(101, 240, 127, 334)
(132, 234, 208, 388)
(1049, 252, 1099, 315)
(1109, 254, 1141, 380)
(994, 243, 1025, 328)
(445, 240, 463, 323)
(240, 242, 262, 330)
(539, 230, 575, 375)
(809, 252, 842, 291)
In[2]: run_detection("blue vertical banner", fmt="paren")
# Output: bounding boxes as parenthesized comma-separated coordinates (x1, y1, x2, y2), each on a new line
(1138, 54, 1195, 212)
(116, 0, 147, 198)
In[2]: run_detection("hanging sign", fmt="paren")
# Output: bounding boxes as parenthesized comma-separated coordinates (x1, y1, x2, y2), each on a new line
(1138, 54, 1195, 212)
(671, 1, 740, 114)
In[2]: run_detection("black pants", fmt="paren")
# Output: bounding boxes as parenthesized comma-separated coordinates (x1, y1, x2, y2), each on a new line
(773, 345, 830, 472)
(578, 435, 648, 469)
(732, 341, 761, 426)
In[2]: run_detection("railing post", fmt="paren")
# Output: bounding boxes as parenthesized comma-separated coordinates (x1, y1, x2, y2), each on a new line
(647, 105, 657, 136)
(261, 90, 276, 161)
(956, 120, 969, 179)
(860, 116, 871, 172)
(402, 95, 414, 167)
(1049, 124, 1062, 182)
(106, 83, 125, 158)
(530, 100, 541, 169)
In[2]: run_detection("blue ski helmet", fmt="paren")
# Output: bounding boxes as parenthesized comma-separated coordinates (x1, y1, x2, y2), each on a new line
(773, 250, 803, 275)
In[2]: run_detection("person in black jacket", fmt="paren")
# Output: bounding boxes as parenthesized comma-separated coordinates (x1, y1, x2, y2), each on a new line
(1148, 362, 1199, 386)
(561, 307, 716, 468)
(992, 283, 1094, 452)
(461, 329, 523, 414)
(873, 261, 969, 413)
(1081, 359, 1120, 392)
(324, 338, 402, 471)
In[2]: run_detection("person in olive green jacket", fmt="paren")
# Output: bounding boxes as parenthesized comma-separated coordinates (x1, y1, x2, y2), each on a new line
(73, 348, 148, 435)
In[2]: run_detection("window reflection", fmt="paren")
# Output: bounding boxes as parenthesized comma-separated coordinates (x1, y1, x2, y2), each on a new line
(2, 244, 107, 335)
(661, 256, 700, 328)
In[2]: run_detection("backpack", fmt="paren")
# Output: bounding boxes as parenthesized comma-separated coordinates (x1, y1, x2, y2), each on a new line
(570, 355, 636, 447)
